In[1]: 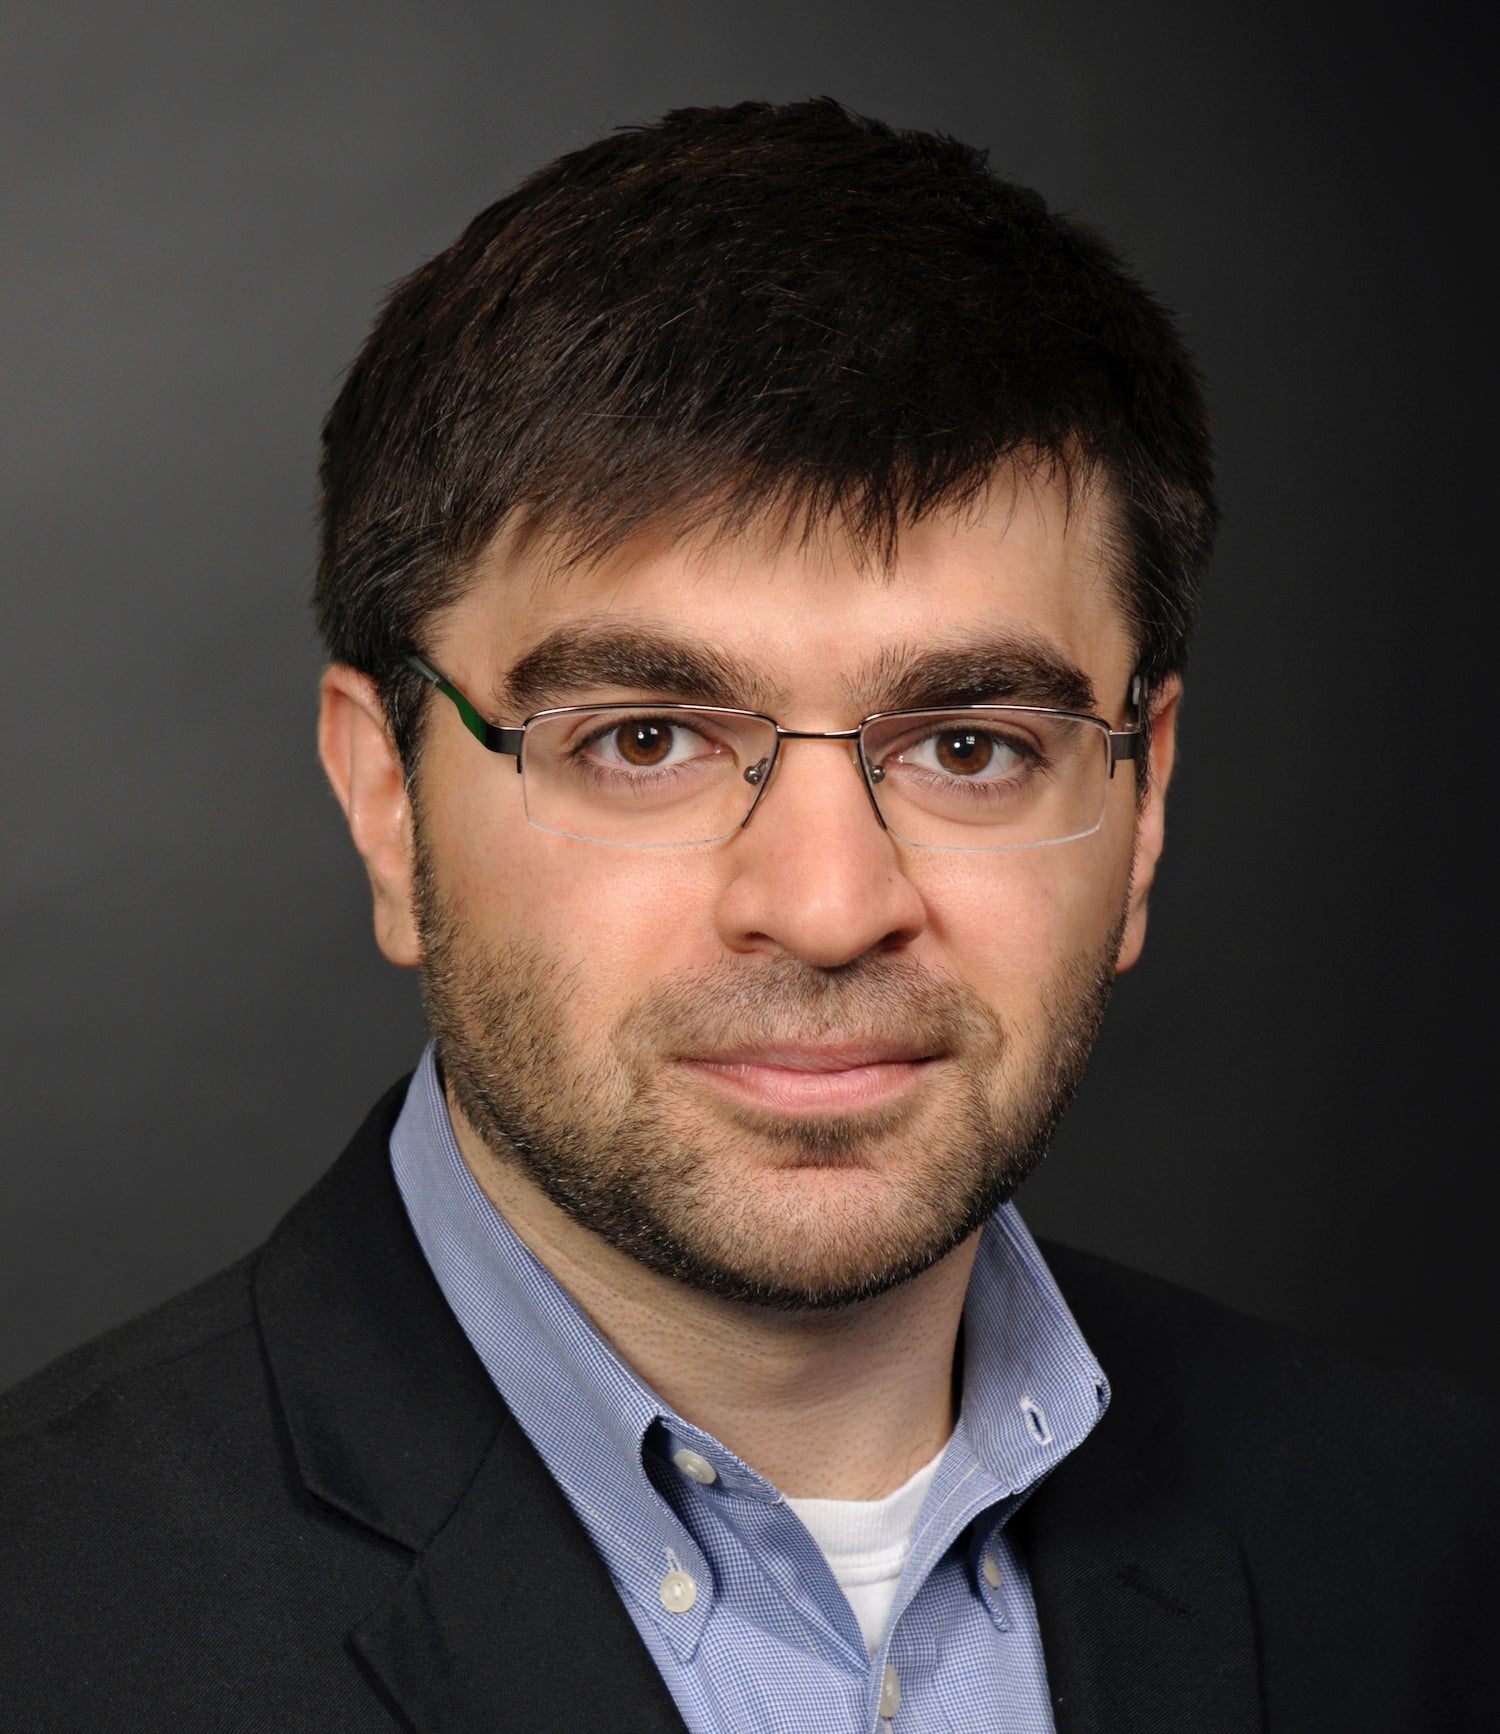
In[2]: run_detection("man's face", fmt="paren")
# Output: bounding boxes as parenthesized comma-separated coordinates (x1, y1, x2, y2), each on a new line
(369, 477, 1172, 1309)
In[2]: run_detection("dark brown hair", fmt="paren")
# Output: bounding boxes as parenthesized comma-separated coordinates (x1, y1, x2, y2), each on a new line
(315, 99, 1216, 763)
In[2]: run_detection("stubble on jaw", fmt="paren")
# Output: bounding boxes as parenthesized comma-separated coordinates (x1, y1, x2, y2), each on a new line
(414, 840, 1124, 1313)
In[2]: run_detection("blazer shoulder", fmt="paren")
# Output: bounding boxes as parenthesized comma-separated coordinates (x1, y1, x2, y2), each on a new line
(1037, 1236, 1497, 1486)
(0, 1254, 259, 1442)
(0, 1078, 414, 1447)
(1025, 1244, 1498, 1730)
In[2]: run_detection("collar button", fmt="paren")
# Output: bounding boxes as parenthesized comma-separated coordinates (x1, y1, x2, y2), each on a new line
(659, 1570, 698, 1613)
(671, 1447, 718, 1485)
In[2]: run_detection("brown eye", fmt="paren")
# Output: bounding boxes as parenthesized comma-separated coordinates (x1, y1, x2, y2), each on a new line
(934, 731, 993, 775)
(614, 721, 673, 766)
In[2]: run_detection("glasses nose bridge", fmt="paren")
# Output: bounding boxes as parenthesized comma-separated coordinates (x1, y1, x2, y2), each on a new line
(742, 722, 886, 832)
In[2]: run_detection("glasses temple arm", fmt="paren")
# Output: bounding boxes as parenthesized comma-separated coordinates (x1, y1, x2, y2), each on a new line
(1105, 674, 1145, 776)
(403, 654, 525, 758)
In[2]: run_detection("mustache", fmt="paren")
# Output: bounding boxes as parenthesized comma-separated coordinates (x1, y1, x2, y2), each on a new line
(614, 952, 1005, 1058)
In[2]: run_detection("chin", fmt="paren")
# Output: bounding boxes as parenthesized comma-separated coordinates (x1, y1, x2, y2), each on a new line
(609, 1152, 1012, 1312)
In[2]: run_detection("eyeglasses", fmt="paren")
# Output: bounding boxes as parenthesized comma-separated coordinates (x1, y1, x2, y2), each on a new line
(404, 653, 1141, 851)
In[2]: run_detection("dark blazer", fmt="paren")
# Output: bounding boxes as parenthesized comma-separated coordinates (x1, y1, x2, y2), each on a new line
(2, 1082, 1492, 1732)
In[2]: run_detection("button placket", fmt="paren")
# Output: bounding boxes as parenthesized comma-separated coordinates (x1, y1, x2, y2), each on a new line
(877, 1663, 902, 1720)
(974, 1530, 1011, 1631)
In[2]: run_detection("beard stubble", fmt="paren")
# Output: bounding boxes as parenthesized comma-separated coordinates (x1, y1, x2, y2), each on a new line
(415, 845, 1124, 1312)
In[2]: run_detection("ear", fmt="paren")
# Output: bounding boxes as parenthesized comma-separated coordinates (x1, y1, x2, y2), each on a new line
(317, 665, 422, 968)
(1115, 676, 1182, 975)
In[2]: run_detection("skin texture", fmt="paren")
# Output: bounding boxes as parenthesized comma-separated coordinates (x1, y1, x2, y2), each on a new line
(319, 475, 1179, 1497)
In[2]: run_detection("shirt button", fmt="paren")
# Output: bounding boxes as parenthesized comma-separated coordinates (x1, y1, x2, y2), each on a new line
(671, 1447, 718, 1485)
(982, 1551, 1003, 1589)
(659, 1570, 699, 1613)
(878, 1664, 902, 1719)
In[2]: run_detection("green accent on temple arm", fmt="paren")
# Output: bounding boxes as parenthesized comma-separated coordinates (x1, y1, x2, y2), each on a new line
(404, 653, 490, 746)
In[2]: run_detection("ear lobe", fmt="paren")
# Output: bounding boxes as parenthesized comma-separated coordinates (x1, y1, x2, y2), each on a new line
(1115, 677, 1182, 975)
(317, 665, 422, 967)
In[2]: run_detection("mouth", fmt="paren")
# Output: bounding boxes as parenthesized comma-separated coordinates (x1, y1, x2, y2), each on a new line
(676, 1041, 941, 1114)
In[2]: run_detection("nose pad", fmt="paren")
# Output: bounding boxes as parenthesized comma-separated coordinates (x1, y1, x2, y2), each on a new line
(858, 766, 890, 827)
(853, 745, 891, 829)
(738, 737, 890, 834)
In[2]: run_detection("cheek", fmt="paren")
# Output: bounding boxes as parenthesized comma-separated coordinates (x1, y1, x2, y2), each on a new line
(916, 834, 1131, 1005)
(443, 814, 717, 1015)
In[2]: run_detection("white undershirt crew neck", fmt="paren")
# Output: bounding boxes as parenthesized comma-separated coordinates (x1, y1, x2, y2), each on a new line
(785, 1442, 949, 1655)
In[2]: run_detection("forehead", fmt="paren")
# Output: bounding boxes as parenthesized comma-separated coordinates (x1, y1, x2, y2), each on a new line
(434, 473, 1135, 713)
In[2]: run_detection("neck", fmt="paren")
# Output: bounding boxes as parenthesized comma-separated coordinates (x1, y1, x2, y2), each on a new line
(448, 1099, 976, 1501)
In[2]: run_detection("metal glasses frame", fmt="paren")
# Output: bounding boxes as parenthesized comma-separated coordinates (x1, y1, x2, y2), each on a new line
(403, 652, 1143, 844)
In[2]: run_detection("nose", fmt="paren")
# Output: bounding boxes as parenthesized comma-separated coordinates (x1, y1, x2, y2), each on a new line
(713, 737, 928, 967)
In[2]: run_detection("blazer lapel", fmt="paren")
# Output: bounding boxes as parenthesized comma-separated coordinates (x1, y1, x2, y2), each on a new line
(255, 1084, 688, 1734)
(1020, 1426, 1263, 1734)
(351, 1413, 689, 1734)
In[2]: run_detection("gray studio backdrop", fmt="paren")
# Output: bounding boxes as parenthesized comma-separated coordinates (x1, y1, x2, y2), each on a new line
(3, 0, 1489, 1390)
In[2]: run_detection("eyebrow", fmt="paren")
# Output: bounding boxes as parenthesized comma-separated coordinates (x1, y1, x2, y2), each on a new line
(498, 623, 1096, 719)
(501, 625, 783, 716)
(846, 639, 1096, 715)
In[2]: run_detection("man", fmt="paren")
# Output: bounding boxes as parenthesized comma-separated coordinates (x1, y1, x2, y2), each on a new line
(1, 99, 1491, 1732)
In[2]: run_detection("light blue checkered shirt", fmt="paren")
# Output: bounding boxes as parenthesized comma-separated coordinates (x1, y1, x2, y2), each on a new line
(391, 1045, 1107, 1733)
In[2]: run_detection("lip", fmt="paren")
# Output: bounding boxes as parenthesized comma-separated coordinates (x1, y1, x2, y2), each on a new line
(677, 1042, 938, 1113)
